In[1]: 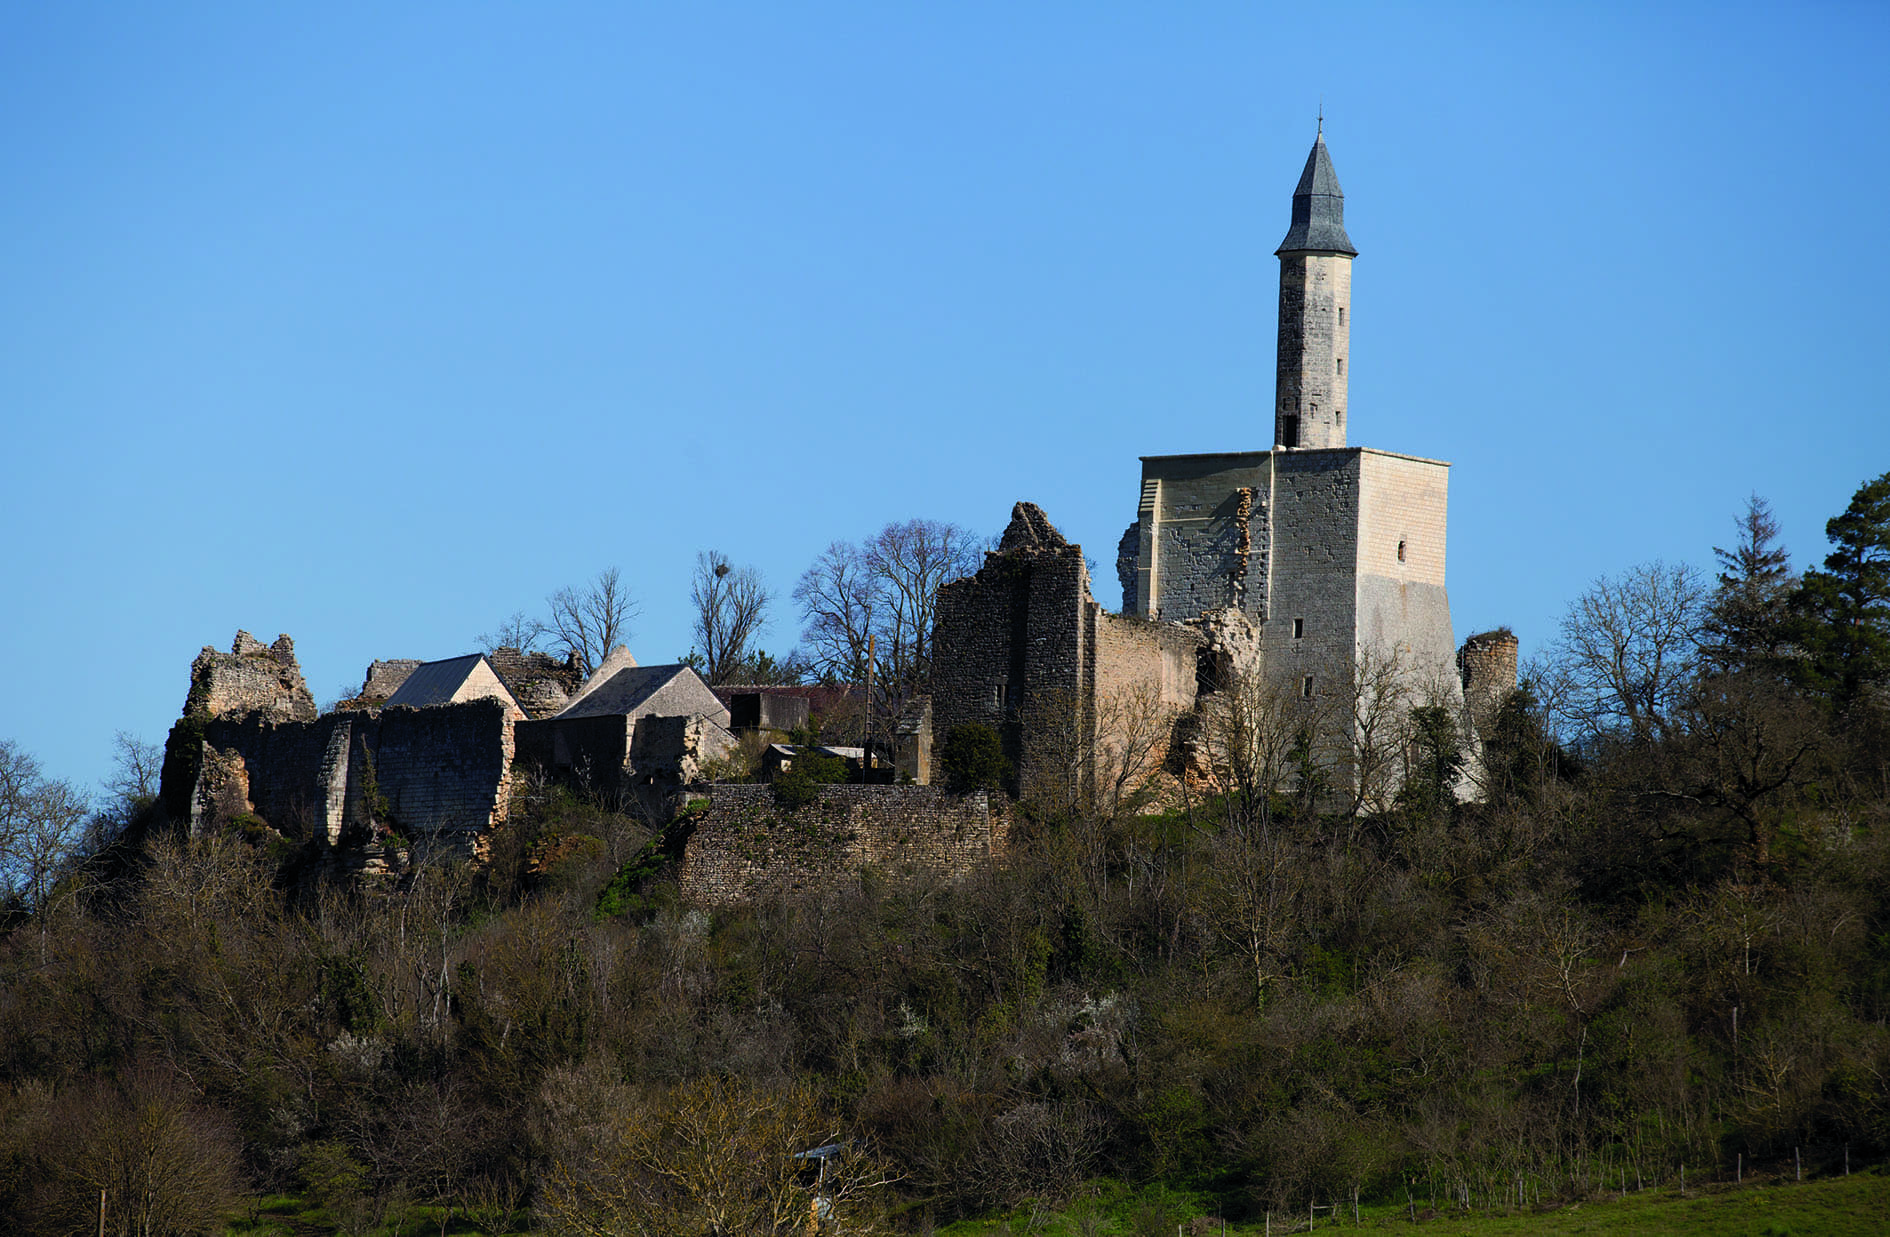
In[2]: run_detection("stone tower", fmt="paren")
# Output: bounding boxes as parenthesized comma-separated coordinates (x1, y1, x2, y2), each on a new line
(1116, 125, 1474, 804)
(1274, 125, 1356, 451)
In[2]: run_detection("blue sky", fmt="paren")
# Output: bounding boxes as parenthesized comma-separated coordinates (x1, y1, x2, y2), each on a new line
(3, 2, 1886, 794)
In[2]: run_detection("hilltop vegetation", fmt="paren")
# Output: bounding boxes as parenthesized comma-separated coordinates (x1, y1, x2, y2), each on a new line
(3, 480, 1890, 1234)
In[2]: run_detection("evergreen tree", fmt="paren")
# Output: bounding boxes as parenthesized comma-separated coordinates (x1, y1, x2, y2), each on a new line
(1701, 494, 1795, 675)
(1791, 471, 1890, 710)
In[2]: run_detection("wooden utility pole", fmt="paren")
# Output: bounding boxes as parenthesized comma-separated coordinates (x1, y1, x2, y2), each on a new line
(863, 633, 875, 780)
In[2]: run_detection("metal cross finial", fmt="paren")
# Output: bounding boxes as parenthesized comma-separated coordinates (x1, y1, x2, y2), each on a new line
(1317, 100, 1323, 136)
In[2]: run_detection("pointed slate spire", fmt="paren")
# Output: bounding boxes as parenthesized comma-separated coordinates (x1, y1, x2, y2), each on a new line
(1275, 131, 1357, 256)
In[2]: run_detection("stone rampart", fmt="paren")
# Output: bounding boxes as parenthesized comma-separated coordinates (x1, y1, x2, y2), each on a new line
(678, 783, 1005, 906)
(374, 700, 515, 844)
(189, 698, 514, 853)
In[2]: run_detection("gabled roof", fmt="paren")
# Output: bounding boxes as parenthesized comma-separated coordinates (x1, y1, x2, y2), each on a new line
(384, 654, 525, 718)
(1276, 132, 1357, 257)
(554, 662, 731, 727)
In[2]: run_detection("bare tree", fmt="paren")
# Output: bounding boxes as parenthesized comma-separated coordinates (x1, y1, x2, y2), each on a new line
(1196, 663, 1339, 834)
(1548, 561, 1706, 745)
(690, 550, 771, 685)
(1346, 644, 1418, 817)
(793, 518, 980, 700)
(0, 739, 90, 913)
(541, 1074, 897, 1236)
(104, 731, 161, 811)
(546, 567, 639, 677)
(864, 519, 982, 698)
(794, 541, 878, 685)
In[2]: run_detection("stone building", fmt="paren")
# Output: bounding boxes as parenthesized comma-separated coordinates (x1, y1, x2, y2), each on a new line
(1114, 127, 1486, 752)
(513, 653, 738, 795)
(933, 503, 1203, 801)
(348, 647, 581, 719)
(931, 129, 1511, 805)
(385, 654, 527, 721)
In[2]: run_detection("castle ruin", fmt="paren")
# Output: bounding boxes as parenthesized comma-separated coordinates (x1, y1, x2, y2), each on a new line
(930, 128, 1510, 802)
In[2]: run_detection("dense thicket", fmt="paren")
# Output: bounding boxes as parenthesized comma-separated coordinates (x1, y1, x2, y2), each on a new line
(5, 480, 1890, 1233)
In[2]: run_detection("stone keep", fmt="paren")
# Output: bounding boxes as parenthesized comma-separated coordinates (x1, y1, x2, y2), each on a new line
(1117, 129, 1469, 728)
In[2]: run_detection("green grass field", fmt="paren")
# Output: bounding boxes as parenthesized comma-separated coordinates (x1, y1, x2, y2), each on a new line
(217, 1170, 1889, 1235)
(937, 1170, 1890, 1237)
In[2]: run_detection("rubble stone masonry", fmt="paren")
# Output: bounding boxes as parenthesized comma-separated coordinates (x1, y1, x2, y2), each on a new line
(189, 698, 515, 852)
(187, 631, 317, 723)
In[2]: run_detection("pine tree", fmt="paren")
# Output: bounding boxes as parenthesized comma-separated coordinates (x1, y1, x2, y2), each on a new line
(1791, 472, 1890, 710)
(1701, 495, 1795, 675)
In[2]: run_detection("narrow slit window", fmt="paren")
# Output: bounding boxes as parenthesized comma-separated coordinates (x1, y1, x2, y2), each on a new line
(1397, 539, 1407, 563)
(1337, 307, 1346, 326)
(994, 684, 1007, 709)
(1293, 618, 1304, 639)
(1336, 356, 1344, 375)
(1302, 675, 1315, 699)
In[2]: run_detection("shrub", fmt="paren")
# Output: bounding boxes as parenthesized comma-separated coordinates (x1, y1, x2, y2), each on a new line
(772, 750, 846, 811)
(938, 723, 1010, 794)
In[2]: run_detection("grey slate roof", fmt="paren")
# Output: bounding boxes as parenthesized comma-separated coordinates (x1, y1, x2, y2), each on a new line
(1275, 133, 1357, 256)
(385, 654, 496, 708)
(554, 663, 731, 727)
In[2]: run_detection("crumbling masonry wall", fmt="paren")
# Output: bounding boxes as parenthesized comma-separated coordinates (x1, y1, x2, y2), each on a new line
(1458, 628, 1520, 740)
(187, 632, 317, 723)
(678, 784, 1005, 906)
(190, 698, 515, 851)
(934, 504, 1202, 802)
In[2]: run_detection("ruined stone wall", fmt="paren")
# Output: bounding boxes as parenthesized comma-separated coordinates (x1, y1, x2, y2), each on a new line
(1129, 453, 1272, 622)
(191, 700, 513, 851)
(514, 714, 633, 796)
(188, 631, 316, 722)
(359, 659, 422, 704)
(932, 544, 1093, 792)
(895, 696, 933, 785)
(1087, 609, 1200, 796)
(678, 784, 1003, 906)
(1092, 611, 1199, 710)
(1018, 551, 1090, 795)
(933, 554, 1025, 767)
(193, 712, 362, 843)
(486, 647, 582, 719)
(631, 714, 736, 785)
(373, 699, 515, 844)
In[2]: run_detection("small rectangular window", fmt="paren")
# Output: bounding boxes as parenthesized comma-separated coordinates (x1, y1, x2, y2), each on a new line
(994, 684, 1007, 709)
(1337, 307, 1346, 326)
(1336, 356, 1344, 375)
(1280, 415, 1300, 448)
(1293, 618, 1304, 639)
(1302, 675, 1315, 699)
